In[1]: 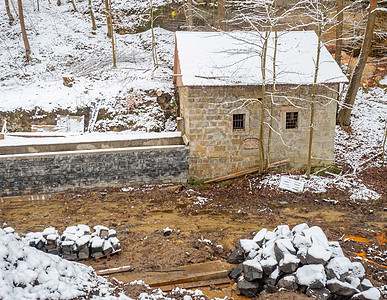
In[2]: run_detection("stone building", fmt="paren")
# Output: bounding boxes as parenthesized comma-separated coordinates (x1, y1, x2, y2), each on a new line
(174, 31, 348, 179)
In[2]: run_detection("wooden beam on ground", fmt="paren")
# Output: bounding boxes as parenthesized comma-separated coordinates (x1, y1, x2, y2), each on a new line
(204, 159, 289, 184)
(158, 277, 231, 292)
(112, 260, 229, 287)
(96, 265, 134, 276)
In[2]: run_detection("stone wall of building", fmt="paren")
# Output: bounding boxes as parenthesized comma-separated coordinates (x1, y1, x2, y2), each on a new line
(178, 84, 339, 179)
(0, 145, 189, 197)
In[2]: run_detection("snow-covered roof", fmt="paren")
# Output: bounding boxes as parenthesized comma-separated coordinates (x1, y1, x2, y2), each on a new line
(175, 31, 348, 86)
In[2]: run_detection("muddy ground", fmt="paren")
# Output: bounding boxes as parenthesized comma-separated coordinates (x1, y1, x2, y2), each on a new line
(1, 167, 386, 299)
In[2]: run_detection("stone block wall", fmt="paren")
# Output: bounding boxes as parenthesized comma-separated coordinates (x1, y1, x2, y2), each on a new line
(178, 84, 338, 179)
(0, 145, 189, 197)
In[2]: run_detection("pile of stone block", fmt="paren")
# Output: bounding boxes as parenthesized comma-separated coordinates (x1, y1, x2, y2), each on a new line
(227, 223, 381, 300)
(25, 224, 121, 261)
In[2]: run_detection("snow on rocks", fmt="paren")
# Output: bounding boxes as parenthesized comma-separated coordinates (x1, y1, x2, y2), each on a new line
(25, 224, 121, 261)
(0, 228, 129, 300)
(227, 223, 381, 299)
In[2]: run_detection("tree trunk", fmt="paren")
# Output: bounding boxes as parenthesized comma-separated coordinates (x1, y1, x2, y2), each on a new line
(89, 0, 96, 31)
(335, 0, 343, 66)
(259, 31, 269, 173)
(265, 0, 277, 172)
(218, 0, 225, 30)
(5, 0, 15, 24)
(105, 0, 112, 37)
(150, 0, 158, 67)
(71, 0, 77, 12)
(186, 0, 194, 31)
(18, 0, 31, 60)
(306, 23, 322, 178)
(337, 0, 377, 126)
(57, 0, 61, 6)
(108, 0, 116, 67)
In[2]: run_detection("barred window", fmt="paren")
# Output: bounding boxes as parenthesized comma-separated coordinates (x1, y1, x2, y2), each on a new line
(233, 114, 245, 131)
(285, 112, 298, 129)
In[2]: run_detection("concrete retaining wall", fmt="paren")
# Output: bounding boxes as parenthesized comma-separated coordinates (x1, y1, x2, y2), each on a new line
(0, 145, 189, 196)
(0, 135, 183, 155)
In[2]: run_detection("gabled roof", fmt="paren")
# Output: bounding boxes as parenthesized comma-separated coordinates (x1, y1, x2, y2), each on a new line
(175, 31, 348, 86)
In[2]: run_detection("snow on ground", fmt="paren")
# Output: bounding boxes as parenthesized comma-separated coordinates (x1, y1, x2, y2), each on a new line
(0, 228, 130, 300)
(0, 0, 176, 131)
(257, 87, 387, 201)
(0, 131, 181, 146)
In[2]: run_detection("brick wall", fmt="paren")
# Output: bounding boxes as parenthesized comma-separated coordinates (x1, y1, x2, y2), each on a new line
(0, 145, 189, 196)
(178, 84, 339, 179)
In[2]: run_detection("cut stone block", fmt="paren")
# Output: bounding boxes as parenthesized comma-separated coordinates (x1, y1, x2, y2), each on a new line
(326, 257, 352, 280)
(227, 248, 245, 264)
(228, 264, 243, 280)
(291, 223, 309, 235)
(240, 239, 259, 254)
(278, 275, 298, 292)
(267, 266, 280, 286)
(253, 228, 267, 246)
(279, 253, 300, 274)
(296, 264, 327, 289)
(351, 287, 381, 300)
(306, 242, 332, 265)
(360, 279, 374, 291)
(293, 234, 312, 249)
(303, 226, 329, 247)
(328, 241, 344, 258)
(242, 259, 263, 281)
(237, 277, 261, 298)
(350, 262, 366, 279)
(327, 278, 359, 296)
(274, 239, 296, 262)
(260, 256, 278, 275)
(274, 225, 292, 239)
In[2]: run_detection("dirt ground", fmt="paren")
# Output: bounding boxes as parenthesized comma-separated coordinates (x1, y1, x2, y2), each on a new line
(1, 167, 386, 299)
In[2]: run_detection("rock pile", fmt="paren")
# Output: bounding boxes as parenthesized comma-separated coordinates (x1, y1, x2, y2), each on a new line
(25, 224, 121, 261)
(227, 223, 381, 300)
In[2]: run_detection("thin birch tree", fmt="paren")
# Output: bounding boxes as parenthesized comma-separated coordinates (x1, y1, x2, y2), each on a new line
(18, 0, 31, 60)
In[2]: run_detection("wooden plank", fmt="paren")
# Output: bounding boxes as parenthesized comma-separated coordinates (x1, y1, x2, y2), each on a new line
(158, 277, 231, 291)
(112, 260, 229, 287)
(96, 265, 134, 276)
(204, 159, 289, 184)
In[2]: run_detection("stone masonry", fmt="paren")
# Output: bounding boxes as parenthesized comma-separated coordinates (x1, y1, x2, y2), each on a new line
(0, 145, 189, 197)
(177, 84, 338, 179)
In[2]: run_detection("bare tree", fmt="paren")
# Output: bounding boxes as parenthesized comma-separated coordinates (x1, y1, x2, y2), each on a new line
(105, 0, 112, 37)
(337, 0, 377, 126)
(218, 0, 225, 30)
(89, 0, 96, 31)
(5, 0, 14, 24)
(335, 0, 343, 65)
(18, 0, 31, 60)
(150, 0, 158, 67)
(186, 0, 194, 31)
(108, 0, 116, 67)
(70, 0, 77, 12)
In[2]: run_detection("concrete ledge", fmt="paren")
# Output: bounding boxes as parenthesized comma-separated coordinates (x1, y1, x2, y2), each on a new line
(0, 135, 183, 155)
(0, 145, 187, 160)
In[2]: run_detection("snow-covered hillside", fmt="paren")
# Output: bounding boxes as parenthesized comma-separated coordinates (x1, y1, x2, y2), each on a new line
(0, 0, 176, 132)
